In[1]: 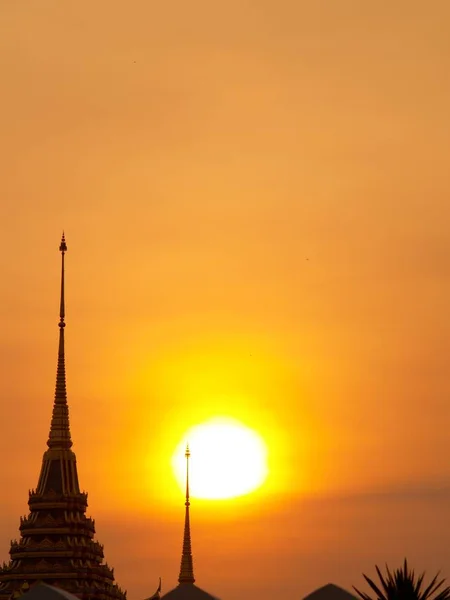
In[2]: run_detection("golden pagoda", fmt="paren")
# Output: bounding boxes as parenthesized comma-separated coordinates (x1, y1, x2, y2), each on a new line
(0, 235, 126, 600)
(159, 447, 218, 600)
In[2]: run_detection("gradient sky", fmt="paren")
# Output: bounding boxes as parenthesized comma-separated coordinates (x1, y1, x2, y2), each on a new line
(1, 1, 450, 599)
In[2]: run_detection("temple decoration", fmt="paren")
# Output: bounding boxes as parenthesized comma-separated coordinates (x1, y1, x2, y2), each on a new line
(178, 446, 194, 585)
(146, 579, 162, 600)
(0, 235, 126, 600)
(159, 448, 219, 600)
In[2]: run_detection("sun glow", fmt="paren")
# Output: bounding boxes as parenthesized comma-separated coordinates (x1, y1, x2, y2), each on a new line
(172, 418, 268, 500)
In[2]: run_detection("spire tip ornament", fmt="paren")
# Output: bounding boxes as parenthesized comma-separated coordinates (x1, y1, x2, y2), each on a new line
(59, 231, 67, 253)
(185, 444, 190, 503)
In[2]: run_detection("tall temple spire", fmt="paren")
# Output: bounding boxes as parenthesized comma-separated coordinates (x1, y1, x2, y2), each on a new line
(47, 232, 72, 449)
(178, 445, 195, 584)
(0, 234, 127, 600)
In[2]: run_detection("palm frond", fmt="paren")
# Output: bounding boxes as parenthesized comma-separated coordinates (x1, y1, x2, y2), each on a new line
(431, 585, 450, 600)
(421, 574, 444, 600)
(415, 572, 426, 596)
(363, 573, 388, 600)
(376, 565, 390, 596)
(354, 561, 450, 600)
(353, 587, 374, 600)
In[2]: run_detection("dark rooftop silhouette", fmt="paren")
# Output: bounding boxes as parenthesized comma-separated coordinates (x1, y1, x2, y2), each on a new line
(304, 584, 359, 600)
(161, 585, 219, 600)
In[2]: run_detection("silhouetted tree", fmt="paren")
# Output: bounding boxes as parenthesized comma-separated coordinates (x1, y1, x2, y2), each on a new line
(354, 560, 450, 600)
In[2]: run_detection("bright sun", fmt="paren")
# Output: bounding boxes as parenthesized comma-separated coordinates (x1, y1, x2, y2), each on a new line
(172, 417, 268, 500)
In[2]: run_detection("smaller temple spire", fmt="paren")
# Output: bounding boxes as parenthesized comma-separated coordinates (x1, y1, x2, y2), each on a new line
(178, 445, 195, 584)
(47, 233, 72, 449)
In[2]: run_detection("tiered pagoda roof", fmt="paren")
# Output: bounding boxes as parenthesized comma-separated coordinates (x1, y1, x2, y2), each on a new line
(0, 235, 126, 600)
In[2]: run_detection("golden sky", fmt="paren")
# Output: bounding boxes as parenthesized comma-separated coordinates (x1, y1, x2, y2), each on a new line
(1, 1, 450, 599)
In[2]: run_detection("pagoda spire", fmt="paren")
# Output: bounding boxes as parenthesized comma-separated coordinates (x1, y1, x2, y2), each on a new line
(47, 232, 72, 449)
(178, 445, 195, 584)
(0, 234, 127, 600)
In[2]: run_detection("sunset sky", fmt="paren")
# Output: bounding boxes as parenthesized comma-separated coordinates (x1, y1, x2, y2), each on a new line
(1, 1, 450, 599)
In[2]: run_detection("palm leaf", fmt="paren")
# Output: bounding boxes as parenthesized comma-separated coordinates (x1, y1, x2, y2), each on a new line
(364, 573, 388, 600)
(421, 574, 444, 600)
(432, 586, 450, 600)
(354, 561, 450, 600)
(353, 587, 375, 600)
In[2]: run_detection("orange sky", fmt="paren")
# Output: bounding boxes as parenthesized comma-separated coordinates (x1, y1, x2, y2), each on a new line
(1, 1, 450, 599)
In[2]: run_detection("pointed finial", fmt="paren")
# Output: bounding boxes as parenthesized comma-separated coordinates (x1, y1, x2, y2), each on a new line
(59, 231, 67, 253)
(47, 234, 72, 449)
(178, 445, 195, 584)
(145, 578, 161, 600)
(185, 444, 190, 502)
(59, 232, 67, 325)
